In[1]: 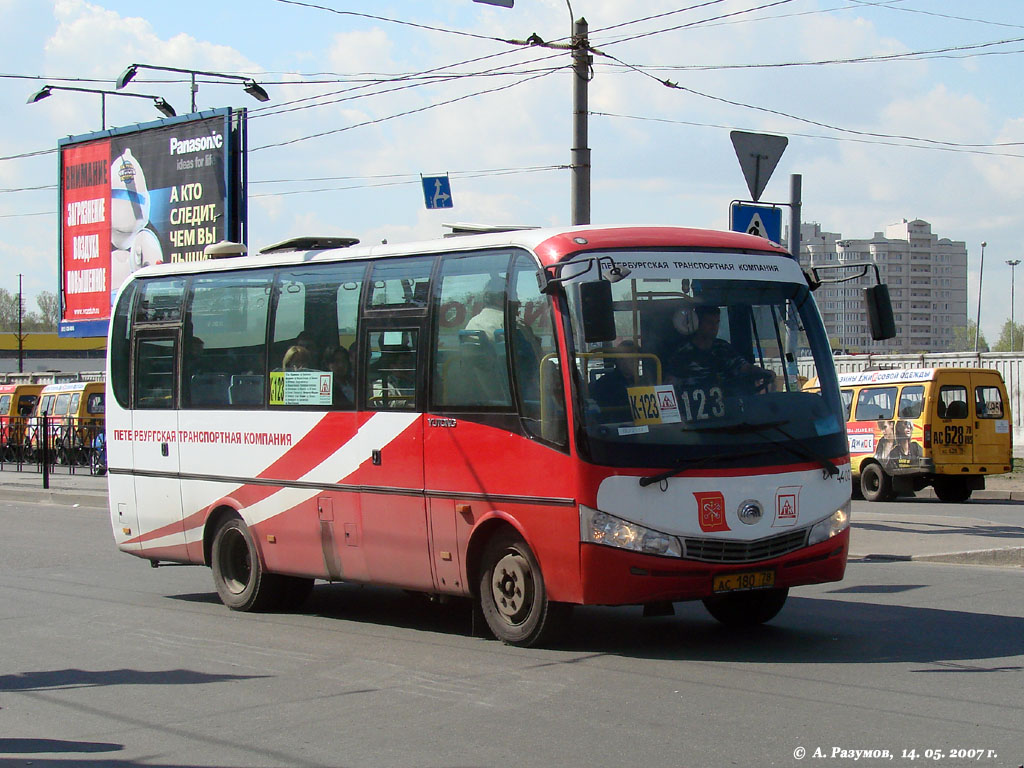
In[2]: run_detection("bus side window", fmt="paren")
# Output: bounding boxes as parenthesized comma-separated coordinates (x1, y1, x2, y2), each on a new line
(135, 336, 177, 409)
(510, 253, 567, 448)
(431, 251, 513, 410)
(271, 262, 364, 410)
(186, 270, 273, 409)
(366, 330, 418, 410)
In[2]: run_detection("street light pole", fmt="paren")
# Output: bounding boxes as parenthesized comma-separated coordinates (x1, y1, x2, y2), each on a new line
(26, 84, 175, 130)
(1008, 259, 1021, 352)
(975, 241, 986, 352)
(570, 17, 591, 225)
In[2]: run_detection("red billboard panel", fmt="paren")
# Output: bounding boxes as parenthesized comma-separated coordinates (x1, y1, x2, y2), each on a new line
(58, 109, 245, 337)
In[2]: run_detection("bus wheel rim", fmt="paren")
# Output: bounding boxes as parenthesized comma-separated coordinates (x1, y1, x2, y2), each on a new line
(221, 528, 252, 594)
(491, 551, 533, 623)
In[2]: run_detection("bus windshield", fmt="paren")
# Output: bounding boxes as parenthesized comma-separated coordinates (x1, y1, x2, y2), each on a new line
(562, 250, 846, 469)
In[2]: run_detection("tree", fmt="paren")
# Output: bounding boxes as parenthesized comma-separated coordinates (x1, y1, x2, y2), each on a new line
(36, 291, 59, 331)
(992, 320, 1024, 352)
(951, 320, 988, 352)
(0, 288, 21, 330)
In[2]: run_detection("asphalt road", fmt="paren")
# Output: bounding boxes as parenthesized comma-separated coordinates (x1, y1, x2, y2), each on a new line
(1, 497, 1022, 768)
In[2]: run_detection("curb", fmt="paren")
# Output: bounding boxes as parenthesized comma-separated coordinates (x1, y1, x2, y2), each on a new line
(913, 488, 1024, 503)
(1, 486, 108, 510)
(852, 548, 1024, 567)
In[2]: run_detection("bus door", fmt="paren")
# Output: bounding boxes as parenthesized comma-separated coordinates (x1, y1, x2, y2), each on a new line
(355, 323, 432, 590)
(970, 371, 1011, 468)
(131, 328, 184, 557)
(933, 373, 973, 465)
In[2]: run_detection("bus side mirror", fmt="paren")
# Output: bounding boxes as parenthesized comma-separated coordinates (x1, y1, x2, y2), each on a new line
(864, 284, 896, 340)
(579, 281, 617, 343)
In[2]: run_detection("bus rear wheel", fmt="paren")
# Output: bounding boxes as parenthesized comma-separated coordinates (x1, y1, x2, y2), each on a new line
(860, 462, 893, 502)
(211, 517, 284, 611)
(478, 530, 568, 647)
(702, 588, 789, 627)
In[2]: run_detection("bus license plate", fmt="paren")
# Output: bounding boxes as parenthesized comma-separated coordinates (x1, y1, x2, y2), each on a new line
(712, 570, 775, 594)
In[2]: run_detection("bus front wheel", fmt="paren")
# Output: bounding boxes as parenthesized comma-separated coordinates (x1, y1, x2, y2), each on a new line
(860, 463, 894, 502)
(478, 530, 568, 647)
(703, 587, 789, 627)
(211, 517, 284, 611)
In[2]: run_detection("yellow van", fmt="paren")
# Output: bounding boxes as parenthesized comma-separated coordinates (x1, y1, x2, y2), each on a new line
(30, 381, 106, 464)
(806, 368, 1012, 502)
(0, 383, 43, 460)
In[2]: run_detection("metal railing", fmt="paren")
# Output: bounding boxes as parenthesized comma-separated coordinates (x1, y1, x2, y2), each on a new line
(0, 414, 106, 484)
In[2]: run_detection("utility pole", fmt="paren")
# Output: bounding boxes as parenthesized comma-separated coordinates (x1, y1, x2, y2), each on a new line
(975, 241, 986, 352)
(17, 274, 24, 374)
(1008, 259, 1021, 352)
(571, 17, 591, 225)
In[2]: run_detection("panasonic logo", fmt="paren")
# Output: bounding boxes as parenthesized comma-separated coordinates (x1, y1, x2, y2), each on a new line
(169, 133, 224, 155)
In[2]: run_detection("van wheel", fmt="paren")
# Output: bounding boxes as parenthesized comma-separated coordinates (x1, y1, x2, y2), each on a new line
(860, 463, 893, 502)
(703, 588, 789, 627)
(211, 517, 284, 611)
(478, 529, 569, 647)
(933, 477, 972, 503)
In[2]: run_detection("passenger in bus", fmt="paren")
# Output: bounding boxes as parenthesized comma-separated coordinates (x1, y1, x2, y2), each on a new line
(282, 345, 315, 371)
(665, 305, 774, 393)
(591, 339, 641, 415)
(465, 277, 506, 341)
(324, 345, 355, 408)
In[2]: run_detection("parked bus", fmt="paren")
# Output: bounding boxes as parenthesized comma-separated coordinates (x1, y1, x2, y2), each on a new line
(107, 226, 865, 646)
(806, 368, 1012, 502)
(29, 381, 106, 465)
(0, 383, 42, 461)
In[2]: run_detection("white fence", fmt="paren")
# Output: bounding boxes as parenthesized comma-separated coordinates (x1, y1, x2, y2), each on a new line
(801, 352, 1024, 451)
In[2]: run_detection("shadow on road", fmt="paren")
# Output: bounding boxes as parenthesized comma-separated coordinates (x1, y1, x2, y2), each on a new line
(177, 581, 1024, 668)
(0, 668, 266, 692)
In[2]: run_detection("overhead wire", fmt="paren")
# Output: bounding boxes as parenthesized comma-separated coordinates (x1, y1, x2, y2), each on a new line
(590, 111, 1024, 160)
(250, 68, 561, 151)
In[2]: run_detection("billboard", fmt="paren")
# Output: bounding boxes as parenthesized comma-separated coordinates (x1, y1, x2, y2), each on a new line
(58, 108, 247, 337)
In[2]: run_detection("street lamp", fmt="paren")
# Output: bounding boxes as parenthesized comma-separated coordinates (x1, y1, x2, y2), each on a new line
(27, 84, 175, 130)
(975, 241, 986, 352)
(1008, 259, 1021, 352)
(116, 63, 270, 113)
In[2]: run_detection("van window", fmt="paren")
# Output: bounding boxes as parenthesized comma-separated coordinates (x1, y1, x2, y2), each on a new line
(86, 392, 105, 415)
(854, 386, 896, 421)
(975, 386, 1004, 418)
(937, 385, 969, 420)
(53, 394, 71, 417)
(69, 393, 81, 417)
(897, 385, 924, 419)
(840, 389, 853, 420)
(0, 395, 9, 415)
(18, 395, 37, 416)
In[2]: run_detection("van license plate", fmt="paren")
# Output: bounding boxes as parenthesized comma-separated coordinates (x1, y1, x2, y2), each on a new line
(712, 570, 775, 594)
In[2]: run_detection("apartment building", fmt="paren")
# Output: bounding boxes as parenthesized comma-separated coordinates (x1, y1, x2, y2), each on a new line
(796, 219, 968, 353)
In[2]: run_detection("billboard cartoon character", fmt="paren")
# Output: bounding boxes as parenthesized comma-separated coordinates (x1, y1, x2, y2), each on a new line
(110, 148, 163, 296)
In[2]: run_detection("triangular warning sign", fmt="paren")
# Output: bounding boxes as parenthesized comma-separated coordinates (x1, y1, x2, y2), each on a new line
(747, 213, 767, 239)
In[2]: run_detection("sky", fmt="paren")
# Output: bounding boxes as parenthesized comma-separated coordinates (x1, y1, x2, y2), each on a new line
(2, 0, 1022, 342)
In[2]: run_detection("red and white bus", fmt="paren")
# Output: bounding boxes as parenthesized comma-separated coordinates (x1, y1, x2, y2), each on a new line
(107, 226, 855, 645)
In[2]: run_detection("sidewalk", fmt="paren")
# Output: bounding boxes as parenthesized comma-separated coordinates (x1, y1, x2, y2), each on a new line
(1, 464, 1021, 567)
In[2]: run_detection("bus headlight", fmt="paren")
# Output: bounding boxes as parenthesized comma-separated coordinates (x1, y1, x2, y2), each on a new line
(808, 500, 851, 546)
(580, 505, 683, 558)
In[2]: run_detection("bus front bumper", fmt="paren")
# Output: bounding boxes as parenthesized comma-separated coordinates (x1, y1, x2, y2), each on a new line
(578, 529, 849, 606)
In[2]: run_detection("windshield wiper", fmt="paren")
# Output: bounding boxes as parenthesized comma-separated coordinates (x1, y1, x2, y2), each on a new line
(638, 448, 767, 488)
(753, 422, 839, 477)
